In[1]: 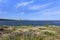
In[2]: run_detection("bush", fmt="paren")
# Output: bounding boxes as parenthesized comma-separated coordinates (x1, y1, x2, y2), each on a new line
(40, 30, 55, 36)
(45, 24, 49, 27)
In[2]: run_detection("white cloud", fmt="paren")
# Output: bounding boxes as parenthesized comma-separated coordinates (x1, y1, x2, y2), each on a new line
(37, 7, 60, 15)
(30, 7, 60, 16)
(15, 0, 34, 8)
(28, 3, 53, 10)
(42, 11, 60, 15)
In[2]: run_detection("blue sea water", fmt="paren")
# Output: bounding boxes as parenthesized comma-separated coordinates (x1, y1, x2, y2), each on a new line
(0, 20, 60, 26)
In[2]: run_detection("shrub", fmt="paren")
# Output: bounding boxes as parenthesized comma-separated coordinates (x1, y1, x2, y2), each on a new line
(45, 24, 49, 27)
(40, 30, 55, 36)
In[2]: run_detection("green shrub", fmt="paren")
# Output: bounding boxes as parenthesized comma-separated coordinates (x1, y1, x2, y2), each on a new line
(45, 24, 49, 27)
(41, 30, 55, 36)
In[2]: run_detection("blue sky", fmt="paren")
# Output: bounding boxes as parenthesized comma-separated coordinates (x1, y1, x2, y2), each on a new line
(0, 0, 60, 20)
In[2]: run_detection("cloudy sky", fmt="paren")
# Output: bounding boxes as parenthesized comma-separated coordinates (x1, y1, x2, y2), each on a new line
(0, 0, 60, 20)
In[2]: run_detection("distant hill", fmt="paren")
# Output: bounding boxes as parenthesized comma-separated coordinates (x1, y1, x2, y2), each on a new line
(0, 19, 17, 21)
(0, 19, 60, 21)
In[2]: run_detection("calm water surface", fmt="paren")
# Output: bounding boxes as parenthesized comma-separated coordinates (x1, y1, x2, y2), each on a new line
(0, 20, 60, 26)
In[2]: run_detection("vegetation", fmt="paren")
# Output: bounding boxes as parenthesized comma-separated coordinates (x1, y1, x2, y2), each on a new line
(0, 25, 60, 40)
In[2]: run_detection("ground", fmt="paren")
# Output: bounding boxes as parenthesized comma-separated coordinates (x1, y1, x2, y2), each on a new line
(0, 25, 60, 40)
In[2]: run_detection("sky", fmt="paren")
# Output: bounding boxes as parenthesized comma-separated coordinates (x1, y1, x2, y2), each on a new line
(0, 0, 60, 20)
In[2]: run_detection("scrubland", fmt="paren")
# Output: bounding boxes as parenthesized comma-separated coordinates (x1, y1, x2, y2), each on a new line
(0, 25, 60, 40)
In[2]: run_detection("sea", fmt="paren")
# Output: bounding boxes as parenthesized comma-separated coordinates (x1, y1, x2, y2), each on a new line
(0, 20, 60, 26)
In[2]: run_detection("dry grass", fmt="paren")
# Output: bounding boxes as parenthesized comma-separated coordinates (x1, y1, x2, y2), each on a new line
(0, 26, 60, 40)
